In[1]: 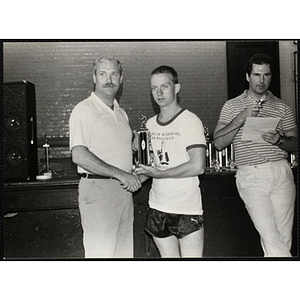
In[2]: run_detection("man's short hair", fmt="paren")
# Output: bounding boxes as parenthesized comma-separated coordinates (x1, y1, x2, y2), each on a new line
(151, 65, 179, 84)
(245, 53, 274, 76)
(93, 55, 123, 76)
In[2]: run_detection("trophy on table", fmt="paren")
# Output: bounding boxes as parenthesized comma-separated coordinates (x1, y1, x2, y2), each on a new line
(36, 133, 52, 180)
(135, 115, 152, 166)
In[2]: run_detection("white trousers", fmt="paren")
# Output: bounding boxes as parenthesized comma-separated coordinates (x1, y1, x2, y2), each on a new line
(78, 178, 134, 258)
(236, 160, 296, 257)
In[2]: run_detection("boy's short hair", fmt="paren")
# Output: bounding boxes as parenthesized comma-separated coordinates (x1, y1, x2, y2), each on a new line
(151, 65, 179, 84)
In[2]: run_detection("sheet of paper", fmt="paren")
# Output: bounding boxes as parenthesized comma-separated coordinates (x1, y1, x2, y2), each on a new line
(241, 117, 280, 143)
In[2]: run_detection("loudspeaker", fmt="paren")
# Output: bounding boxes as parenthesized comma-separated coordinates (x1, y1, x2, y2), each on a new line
(3, 81, 38, 182)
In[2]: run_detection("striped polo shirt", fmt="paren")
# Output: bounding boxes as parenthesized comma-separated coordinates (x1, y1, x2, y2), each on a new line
(218, 90, 296, 166)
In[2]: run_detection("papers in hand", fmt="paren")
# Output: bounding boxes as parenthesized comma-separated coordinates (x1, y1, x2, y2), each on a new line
(241, 117, 280, 144)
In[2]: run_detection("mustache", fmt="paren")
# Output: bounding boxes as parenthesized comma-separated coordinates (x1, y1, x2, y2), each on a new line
(102, 83, 116, 88)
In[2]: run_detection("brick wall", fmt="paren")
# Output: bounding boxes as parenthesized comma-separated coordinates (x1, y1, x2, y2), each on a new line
(4, 41, 228, 159)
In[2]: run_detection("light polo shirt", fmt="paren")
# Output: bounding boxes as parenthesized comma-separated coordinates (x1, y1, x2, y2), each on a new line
(218, 90, 297, 166)
(69, 92, 133, 174)
(147, 109, 207, 215)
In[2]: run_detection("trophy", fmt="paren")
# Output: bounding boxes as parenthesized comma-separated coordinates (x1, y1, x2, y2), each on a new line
(135, 115, 152, 166)
(36, 133, 52, 180)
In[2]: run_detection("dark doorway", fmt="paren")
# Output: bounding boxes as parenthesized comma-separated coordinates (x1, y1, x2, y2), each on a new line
(226, 41, 280, 99)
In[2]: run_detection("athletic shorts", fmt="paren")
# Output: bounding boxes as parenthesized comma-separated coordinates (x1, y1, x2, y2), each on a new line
(145, 208, 204, 239)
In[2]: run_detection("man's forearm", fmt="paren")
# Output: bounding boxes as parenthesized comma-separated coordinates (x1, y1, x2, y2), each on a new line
(72, 146, 127, 180)
(214, 117, 244, 150)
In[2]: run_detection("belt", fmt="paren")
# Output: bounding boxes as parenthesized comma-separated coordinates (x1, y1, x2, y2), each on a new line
(79, 173, 112, 179)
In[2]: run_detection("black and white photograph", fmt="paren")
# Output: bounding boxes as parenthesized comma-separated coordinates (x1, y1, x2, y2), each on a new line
(0, 3, 299, 299)
(2, 40, 298, 260)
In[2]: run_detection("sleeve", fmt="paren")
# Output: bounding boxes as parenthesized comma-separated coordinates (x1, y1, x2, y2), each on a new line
(69, 104, 93, 151)
(185, 114, 207, 151)
(218, 101, 234, 125)
(281, 104, 297, 131)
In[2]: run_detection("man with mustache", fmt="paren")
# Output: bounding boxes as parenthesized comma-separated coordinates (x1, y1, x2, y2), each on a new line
(214, 53, 297, 257)
(69, 55, 141, 258)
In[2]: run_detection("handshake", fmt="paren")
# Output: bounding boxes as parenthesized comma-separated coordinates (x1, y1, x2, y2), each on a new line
(119, 170, 142, 193)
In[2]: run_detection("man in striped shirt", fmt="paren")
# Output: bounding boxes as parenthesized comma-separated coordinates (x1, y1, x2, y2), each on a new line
(214, 53, 297, 257)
